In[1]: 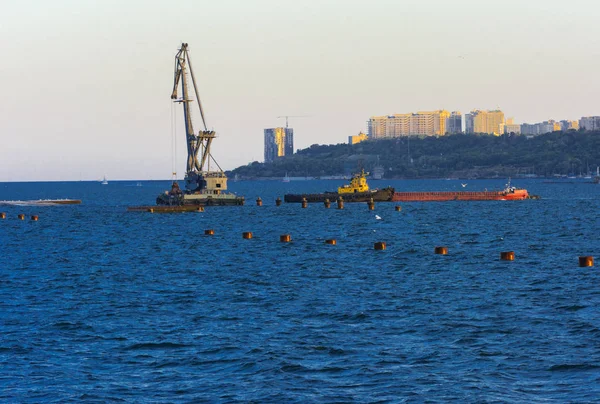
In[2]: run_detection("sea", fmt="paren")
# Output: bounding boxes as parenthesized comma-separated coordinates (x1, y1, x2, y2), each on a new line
(1, 179, 599, 403)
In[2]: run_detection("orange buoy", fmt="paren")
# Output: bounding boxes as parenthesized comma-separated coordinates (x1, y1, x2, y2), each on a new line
(324, 198, 331, 208)
(0, 212, 5, 219)
(18, 214, 25, 220)
(197, 206, 204, 212)
(434, 246, 448, 255)
(337, 196, 344, 209)
(500, 251, 515, 261)
(275, 197, 282, 206)
(301, 197, 308, 208)
(31, 215, 39, 221)
(256, 197, 262, 206)
(367, 198, 375, 210)
(374, 241, 386, 250)
(147, 208, 154, 213)
(243, 232, 253, 239)
(395, 205, 402, 212)
(579, 256, 594, 267)
(280, 234, 291, 242)
(205, 229, 214, 236)
(325, 239, 336, 245)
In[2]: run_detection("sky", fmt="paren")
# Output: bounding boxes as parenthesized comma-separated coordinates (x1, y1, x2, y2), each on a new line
(1, 0, 599, 181)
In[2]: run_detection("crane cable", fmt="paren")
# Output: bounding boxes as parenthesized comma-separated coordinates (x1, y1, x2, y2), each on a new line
(170, 101, 177, 181)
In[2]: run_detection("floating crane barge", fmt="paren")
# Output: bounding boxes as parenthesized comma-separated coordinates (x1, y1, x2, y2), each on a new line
(129, 43, 244, 212)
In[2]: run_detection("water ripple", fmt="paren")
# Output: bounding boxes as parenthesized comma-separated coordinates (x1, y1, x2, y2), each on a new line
(1, 180, 600, 402)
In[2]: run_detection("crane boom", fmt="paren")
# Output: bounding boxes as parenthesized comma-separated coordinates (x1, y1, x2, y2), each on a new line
(276, 115, 310, 128)
(171, 43, 224, 192)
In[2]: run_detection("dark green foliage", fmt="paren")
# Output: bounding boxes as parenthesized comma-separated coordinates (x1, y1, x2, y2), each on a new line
(229, 131, 600, 179)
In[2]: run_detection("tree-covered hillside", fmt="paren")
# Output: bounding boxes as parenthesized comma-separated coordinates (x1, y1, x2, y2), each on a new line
(230, 131, 600, 179)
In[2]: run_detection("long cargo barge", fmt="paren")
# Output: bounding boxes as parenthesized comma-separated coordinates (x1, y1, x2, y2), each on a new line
(392, 187, 530, 202)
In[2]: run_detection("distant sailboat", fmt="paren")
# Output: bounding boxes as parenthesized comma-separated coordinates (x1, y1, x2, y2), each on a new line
(282, 172, 290, 183)
(584, 162, 592, 179)
(101, 175, 108, 185)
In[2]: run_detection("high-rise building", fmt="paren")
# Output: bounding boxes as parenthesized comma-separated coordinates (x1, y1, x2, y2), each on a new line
(502, 123, 521, 134)
(521, 120, 565, 135)
(264, 127, 294, 163)
(446, 111, 462, 134)
(560, 120, 579, 131)
(349, 131, 369, 145)
(469, 110, 505, 135)
(520, 123, 540, 135)
(580, 116, 600, 131)
(538, 120, 560, 134)
(464, 113, 475, 133)
(367, 116, 388, 138)
(367, 110, 450, 138)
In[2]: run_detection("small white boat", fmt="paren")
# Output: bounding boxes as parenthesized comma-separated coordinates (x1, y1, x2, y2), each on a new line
(282, 172, 290, 183)
(101, 176, 108, 185)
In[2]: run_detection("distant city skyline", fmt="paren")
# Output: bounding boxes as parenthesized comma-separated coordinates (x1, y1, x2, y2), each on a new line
(1, 0, 599, 181)
(366, 108, 597, 138)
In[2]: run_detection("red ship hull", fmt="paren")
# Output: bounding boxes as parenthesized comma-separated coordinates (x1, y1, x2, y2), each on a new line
(392, 189, 529, 202)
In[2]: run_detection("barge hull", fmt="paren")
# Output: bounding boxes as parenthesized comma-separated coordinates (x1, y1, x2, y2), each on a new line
(392, 190, 529, 202)
(284, 187, 395, 203)
(129, 205, 209, 213)
(156, 194, 244, 206)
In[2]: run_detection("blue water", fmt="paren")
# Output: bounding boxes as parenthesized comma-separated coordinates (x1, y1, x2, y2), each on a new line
(1, 179, 599, 402)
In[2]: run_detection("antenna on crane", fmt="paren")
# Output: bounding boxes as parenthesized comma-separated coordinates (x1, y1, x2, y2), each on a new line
(276, 115, 310, 128)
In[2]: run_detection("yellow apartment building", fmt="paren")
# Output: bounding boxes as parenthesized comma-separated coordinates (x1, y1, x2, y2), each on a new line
(368, 110, 451, 138)
(348, 131, 369, 144)
(471, 110, 505, 135)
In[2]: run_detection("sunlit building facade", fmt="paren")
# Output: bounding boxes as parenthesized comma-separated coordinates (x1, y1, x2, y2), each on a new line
(538, 120, 561, 134)
(469, 110, 505, 135)
(348, 131, 369, 145)
(264, 127, 294, 163)
(560, 120, 579, 131)
(367, 110, 450, 138)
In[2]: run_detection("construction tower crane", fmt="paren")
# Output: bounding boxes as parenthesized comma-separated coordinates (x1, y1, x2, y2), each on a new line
(276, 115, 310, 128)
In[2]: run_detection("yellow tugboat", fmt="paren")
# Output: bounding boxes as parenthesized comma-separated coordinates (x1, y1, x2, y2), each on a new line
(284, 170, 395, 203)
(337, 170, 370, 194)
